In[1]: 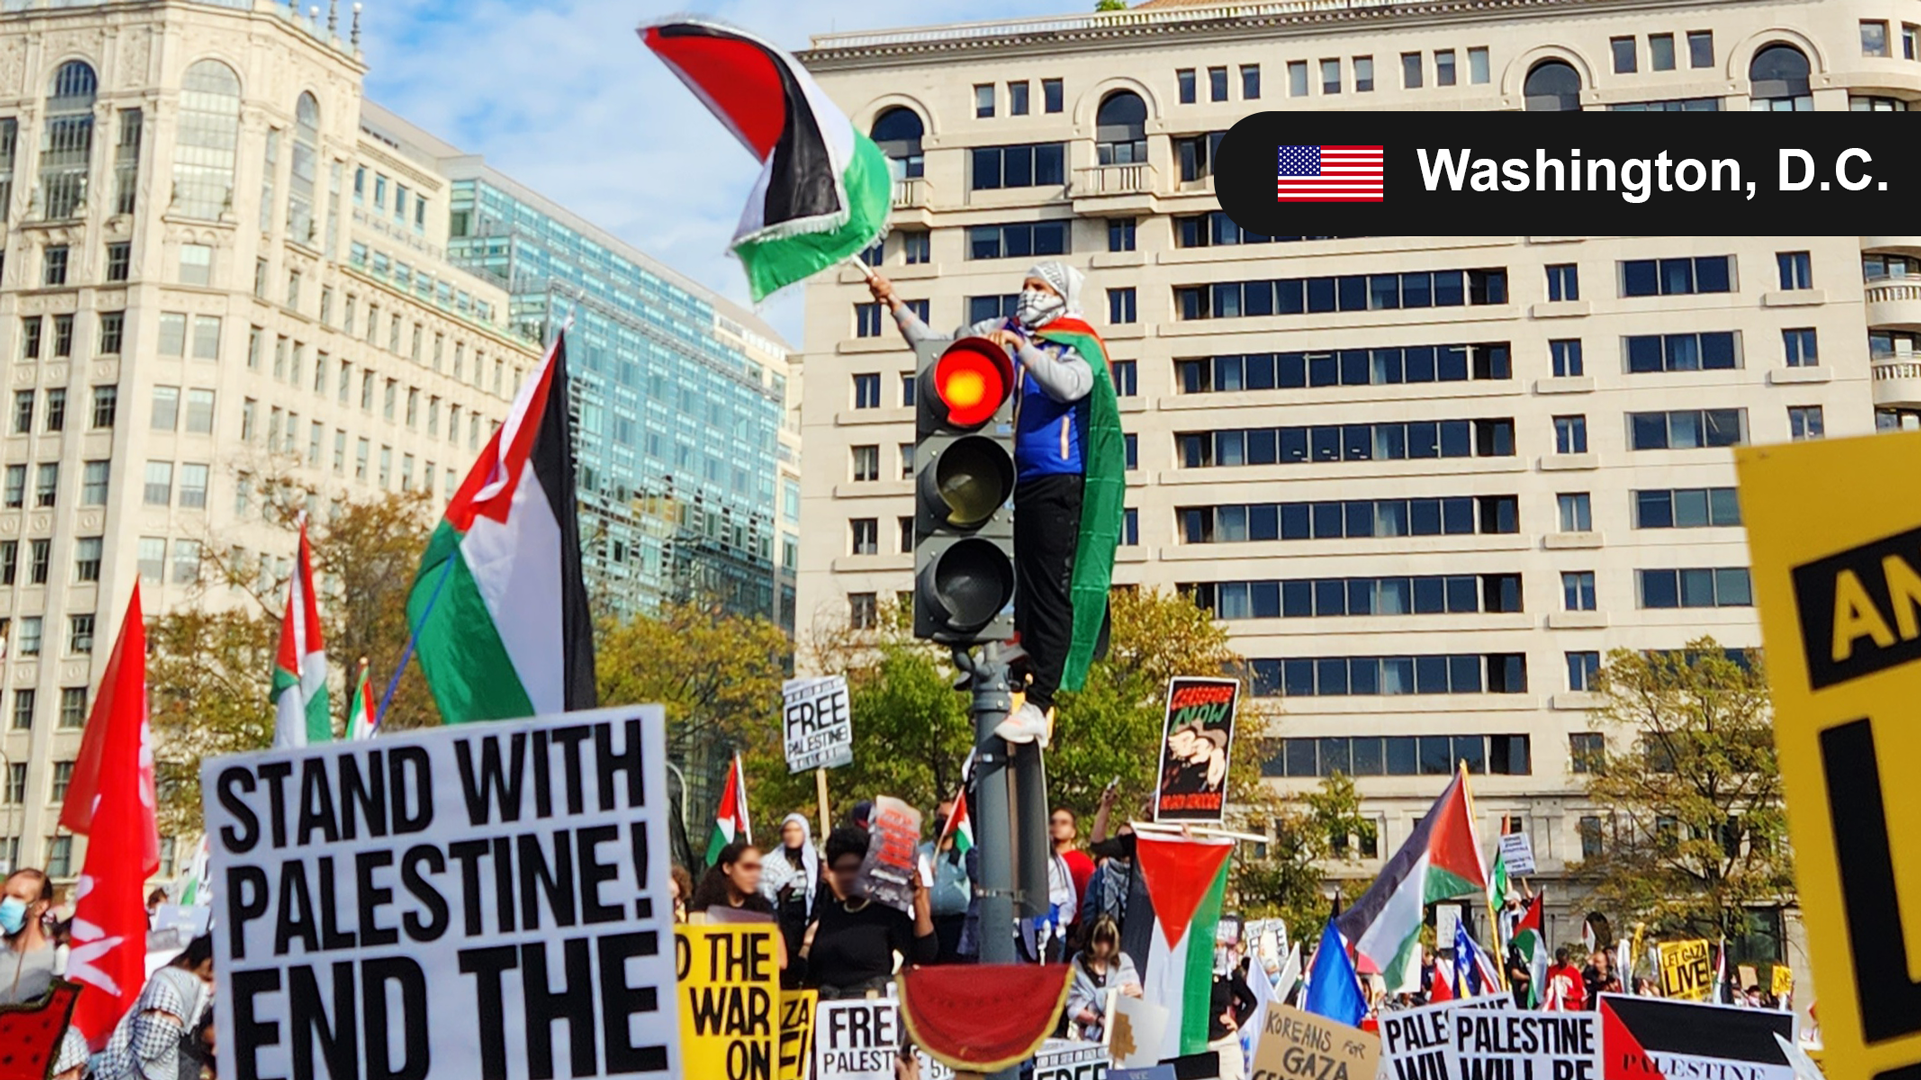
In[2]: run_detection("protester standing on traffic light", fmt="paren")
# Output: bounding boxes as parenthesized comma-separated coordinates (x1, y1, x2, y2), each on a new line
(869, 261, 1125, 745)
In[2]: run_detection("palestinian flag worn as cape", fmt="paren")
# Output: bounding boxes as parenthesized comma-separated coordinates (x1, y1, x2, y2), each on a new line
(407, 334, 595, 722)
(641, 20, 890, 302)
(1335, 765, 1488, 991)
(346, 659, 376, 740)
(707, 753, 752, 865)
(1134, 835, 1234, 1060)
(271, 520, 329, 747)
(1032, 317, 1126, 692)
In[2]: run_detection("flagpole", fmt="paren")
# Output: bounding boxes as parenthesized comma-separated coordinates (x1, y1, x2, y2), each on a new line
(372, 552, 454, 729)
(815, 767, 831, 841)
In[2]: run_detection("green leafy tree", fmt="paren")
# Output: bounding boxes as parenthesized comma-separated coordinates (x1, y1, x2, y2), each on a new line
(149, 608, 277, 838)
(1232, 773, 1375, 939)
(1573, 638, 1794, 944)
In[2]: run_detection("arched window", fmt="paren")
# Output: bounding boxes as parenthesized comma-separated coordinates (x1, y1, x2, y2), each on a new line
(869, 107, 923, 179)
(288, 92, 320, 243)
(1523, 61, 1581, 112)
(172, 60, 241, 220)
(1096, 91, 1147, 165)
(1749, 45, 1812, 110)
(41, 60, 96, 219)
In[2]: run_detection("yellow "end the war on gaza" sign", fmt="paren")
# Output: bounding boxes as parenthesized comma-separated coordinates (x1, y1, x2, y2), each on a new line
(1738, 432, 1921, 1080)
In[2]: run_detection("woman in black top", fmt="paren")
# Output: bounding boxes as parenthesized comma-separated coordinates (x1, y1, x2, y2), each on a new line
(802, 826, 936, 999)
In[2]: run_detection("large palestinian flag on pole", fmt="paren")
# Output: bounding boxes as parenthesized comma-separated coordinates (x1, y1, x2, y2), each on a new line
(640, 19, 891, 301)
(1134, 834, 1234, 1060)
(407, 334, 596, 722)
(1335, 764, 1489, 990)
(270, 519, 329, 747)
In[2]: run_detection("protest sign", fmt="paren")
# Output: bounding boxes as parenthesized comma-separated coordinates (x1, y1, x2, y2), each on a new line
(1498, 832, 1537, 876)
(1738, 431, 1921, 1080)
(204, 705, 677, 1080)
(813, 999, 952, 1080)
(1452, 1007, 1598, 1080)
(1376, 994, 1520, 1079)
(1251, 1002, 1378, 1080)
(778, 990, 816, 1080)
(1656, 940, 1714, 1001)
(1737, 964, 1759, 991)
(859, 796, 922, 914)
(1036, 1040, 1109, 1080)
(1109, 1069, 1175, 1080)
(677, 925, 779, 1080)
(1154, 676, 1239, 823)
(783, 676, 852, 774)
(1435, 905, 1462, 951)
(1597, 993, 1794, 1080)
(1110, 993, 1170, 1070)
(1771, 964, 1793, 999)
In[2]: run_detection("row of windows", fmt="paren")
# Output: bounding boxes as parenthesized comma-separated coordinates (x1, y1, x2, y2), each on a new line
(1608, 30, 1718, 74)
(1185, 573, 1522, 620)
(0, 612, 95, 657)
(1249, 653, 1529, 696)
(969, 79, 1066, 120)
(1177, 418, 1514, 467)
(0, 461, 107, 510)
(1263, 735, 1532, 779)
(1639, 567, 1753, 608)
(1179, 496, 1517, 543)
(1, 686, 88, 733)
(1176, 268, 1508, 320)
(0, 536, 102, 586)
(1176, 344, 1510, 392)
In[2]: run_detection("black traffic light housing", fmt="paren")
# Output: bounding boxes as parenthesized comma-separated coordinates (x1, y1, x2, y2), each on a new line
(912, 336, 1018, 644)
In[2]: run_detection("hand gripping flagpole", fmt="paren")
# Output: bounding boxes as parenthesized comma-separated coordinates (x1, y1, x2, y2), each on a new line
(373, 313, 578, 731)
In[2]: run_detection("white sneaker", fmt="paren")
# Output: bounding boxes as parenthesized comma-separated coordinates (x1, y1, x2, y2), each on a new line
(995, 702, 1054, 748)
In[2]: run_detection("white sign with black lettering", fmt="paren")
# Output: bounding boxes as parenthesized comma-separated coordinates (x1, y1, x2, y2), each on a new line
(1035, 1040, 1109, 1080)
(813, 999, 953, 1080)
(204, 706, 677, 1080)
(784, 676, 853, 773)
(1499, 832, 1537, 876)
(1379, 996, 1599, 1080)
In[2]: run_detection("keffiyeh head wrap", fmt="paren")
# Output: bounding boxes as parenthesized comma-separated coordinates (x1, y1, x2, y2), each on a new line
(1026, 261, 1084, 316)
(758, 813, 820, 908)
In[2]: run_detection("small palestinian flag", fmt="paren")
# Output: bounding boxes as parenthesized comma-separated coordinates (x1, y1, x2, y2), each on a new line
(1336, 764, 1489, 991)
(640, 19, 891, 301)
(271, 519, 329, 747)
(707, 753, 752, 866)
(1513, 892, 1547, 1008)
(346, 658, 376, 741)
(407, 334, 596, 723)
(1598, 993, 1794, 1079)
(938, 786, 974, 855)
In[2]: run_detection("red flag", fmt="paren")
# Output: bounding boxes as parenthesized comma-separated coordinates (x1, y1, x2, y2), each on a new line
(59, 586, 158, 1048)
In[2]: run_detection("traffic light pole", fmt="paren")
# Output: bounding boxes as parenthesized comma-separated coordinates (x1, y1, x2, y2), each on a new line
(953, 642, 1022, 1080)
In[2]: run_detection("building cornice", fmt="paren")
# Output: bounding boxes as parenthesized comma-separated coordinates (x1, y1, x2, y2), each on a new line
(800, 0, 1787, 68)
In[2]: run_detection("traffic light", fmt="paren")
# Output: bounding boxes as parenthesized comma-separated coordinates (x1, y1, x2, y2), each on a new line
(912, 336, 1018, 644)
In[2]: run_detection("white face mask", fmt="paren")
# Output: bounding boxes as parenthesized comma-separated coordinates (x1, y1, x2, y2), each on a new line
(1015, 288, 1065, 329)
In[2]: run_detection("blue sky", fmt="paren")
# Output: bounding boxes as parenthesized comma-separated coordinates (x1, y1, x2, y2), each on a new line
(361, 0, 1080, 344)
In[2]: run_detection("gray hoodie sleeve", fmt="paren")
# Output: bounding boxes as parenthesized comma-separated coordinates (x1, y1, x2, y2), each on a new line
(1016, 340, 1093, 404)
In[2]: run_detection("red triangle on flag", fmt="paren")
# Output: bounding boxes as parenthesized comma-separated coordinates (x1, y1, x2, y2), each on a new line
(1135, 834, 1233, 949)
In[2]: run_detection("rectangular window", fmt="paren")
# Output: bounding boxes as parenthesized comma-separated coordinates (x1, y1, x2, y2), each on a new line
(1468, 47, 1490, 83)
(1777, 250, 1813, 289)
(850, 445, 879, 482)
(1241, 64, 1261, 99)
(1402, 52, 1423, 88)
(1, 465, 20, 508)
(1434, 50, 1456, 86)
(974, 84, 994, 118)
(19, 317, 39, 360)
(1864, 20, 1891, 57)
(1008, 81, 1029, 115)
(1651, 33, 1676, 70)
(1689, 31, 1714, 67)
(1783, 328, 1819, 367)
(1107, 218, 1136, 253)
(0, 541, 14, 583)
(158, 312, 186, 356)
(43, 245, 67, 285)
(1550, 339, 1584, 377)
(968, 295, 1019, 323)
(32, 463, 54, 508)
(1321, 59, 1342, 94)
(969, 144, 1067, 190)
(73, 536, 101, 582)
(105, 241, 130, 282)
(10, 390, 29, 434)
(1628, 408, 1746, 450)
(1175, 267, 1507, 319)
(1288, 61, 1308, 97)
(1042, 78, 1064, 113)
(1107, 287, 1137, 324)
(58, 687, 85, 728)
(1545, 263, 1579, 301)
(143, 460, 172, 505)
(81, 460, 107, 505)
(1177, 69, 1197, 104)
(849, 593, 877, 630)
(1612, 36, 1638, 72)
(1554, 415, 1588, 454)
(1571, 732, 1606, 773)
(966, 221, 1069, 259)
(1639, 567, 1753, 608)
(1108, 360, 1138, 398)
(850, 518, 878, 556)
(192, 316, 221, 360)
(1354, 56, 1375, 91)
(150, 386, 179, 431)
(1562, 571, 1597, 611)
(45, 836, 70, 877)
(1633, 487, 1742, 528)
(91, 385, 117, 430)
(1625, 331, 1740, 372)
(179, 243, 212, 286)
(1789, 404, 1825, 441)
(67, 614, 93, 654)
(178, 462, 208, 508)
(27, 539, 47, 583)
(1209, 66, 1229, 101)
(17, 617, 39, 657)
(137, 537, 165, 581)
(1621, 255, 1733, 296)
(1558, 493, 1593, 532)
(51, 314, 71, 358)
(1906, 23, 1920, 60)
(10, 693, 31, 734)
(97, 310, 124, 354)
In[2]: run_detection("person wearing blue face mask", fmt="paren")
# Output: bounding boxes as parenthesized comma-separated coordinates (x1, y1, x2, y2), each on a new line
(0, 866, 56, 1004)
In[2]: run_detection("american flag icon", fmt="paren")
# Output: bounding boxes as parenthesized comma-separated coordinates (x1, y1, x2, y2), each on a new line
(1276, 145, 1384, 202)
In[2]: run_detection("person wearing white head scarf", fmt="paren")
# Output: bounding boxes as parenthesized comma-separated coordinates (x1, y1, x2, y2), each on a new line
(761, 813, 819, 988)
(869, 260, 1110, 745)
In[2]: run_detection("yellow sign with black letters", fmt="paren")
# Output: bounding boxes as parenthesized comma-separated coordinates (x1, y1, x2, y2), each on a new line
(1738, 432, 1921, 1080)
(1656, 939, 1714, 1001)
(676, 924, 780, 1080)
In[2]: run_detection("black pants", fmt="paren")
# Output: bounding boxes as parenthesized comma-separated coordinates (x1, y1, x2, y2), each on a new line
(1015, 474, 1082, 708)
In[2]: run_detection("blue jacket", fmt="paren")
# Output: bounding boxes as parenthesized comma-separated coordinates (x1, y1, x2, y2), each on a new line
(1014, 339, 1090, 481)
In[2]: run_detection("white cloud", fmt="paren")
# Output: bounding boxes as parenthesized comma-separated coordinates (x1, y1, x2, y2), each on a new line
(361, 0, 1069, 344)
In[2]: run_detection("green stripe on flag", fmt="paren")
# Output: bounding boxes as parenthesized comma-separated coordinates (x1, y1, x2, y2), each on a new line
(408, 521, 536, 723)
(1179, 860, 1231, 1055)
(732, 134, 891, 302)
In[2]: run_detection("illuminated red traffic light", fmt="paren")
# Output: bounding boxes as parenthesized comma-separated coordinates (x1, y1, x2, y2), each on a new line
(929, 338, 1014, 429)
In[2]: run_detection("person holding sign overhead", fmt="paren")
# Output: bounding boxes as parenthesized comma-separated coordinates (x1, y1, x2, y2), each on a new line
(801, 826, 936, 999)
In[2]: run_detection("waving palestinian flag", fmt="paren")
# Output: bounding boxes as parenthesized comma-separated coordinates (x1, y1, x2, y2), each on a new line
(407, 334, 595, 723)
(271, 519, 329, 747)
(640, 19, 891, 301)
